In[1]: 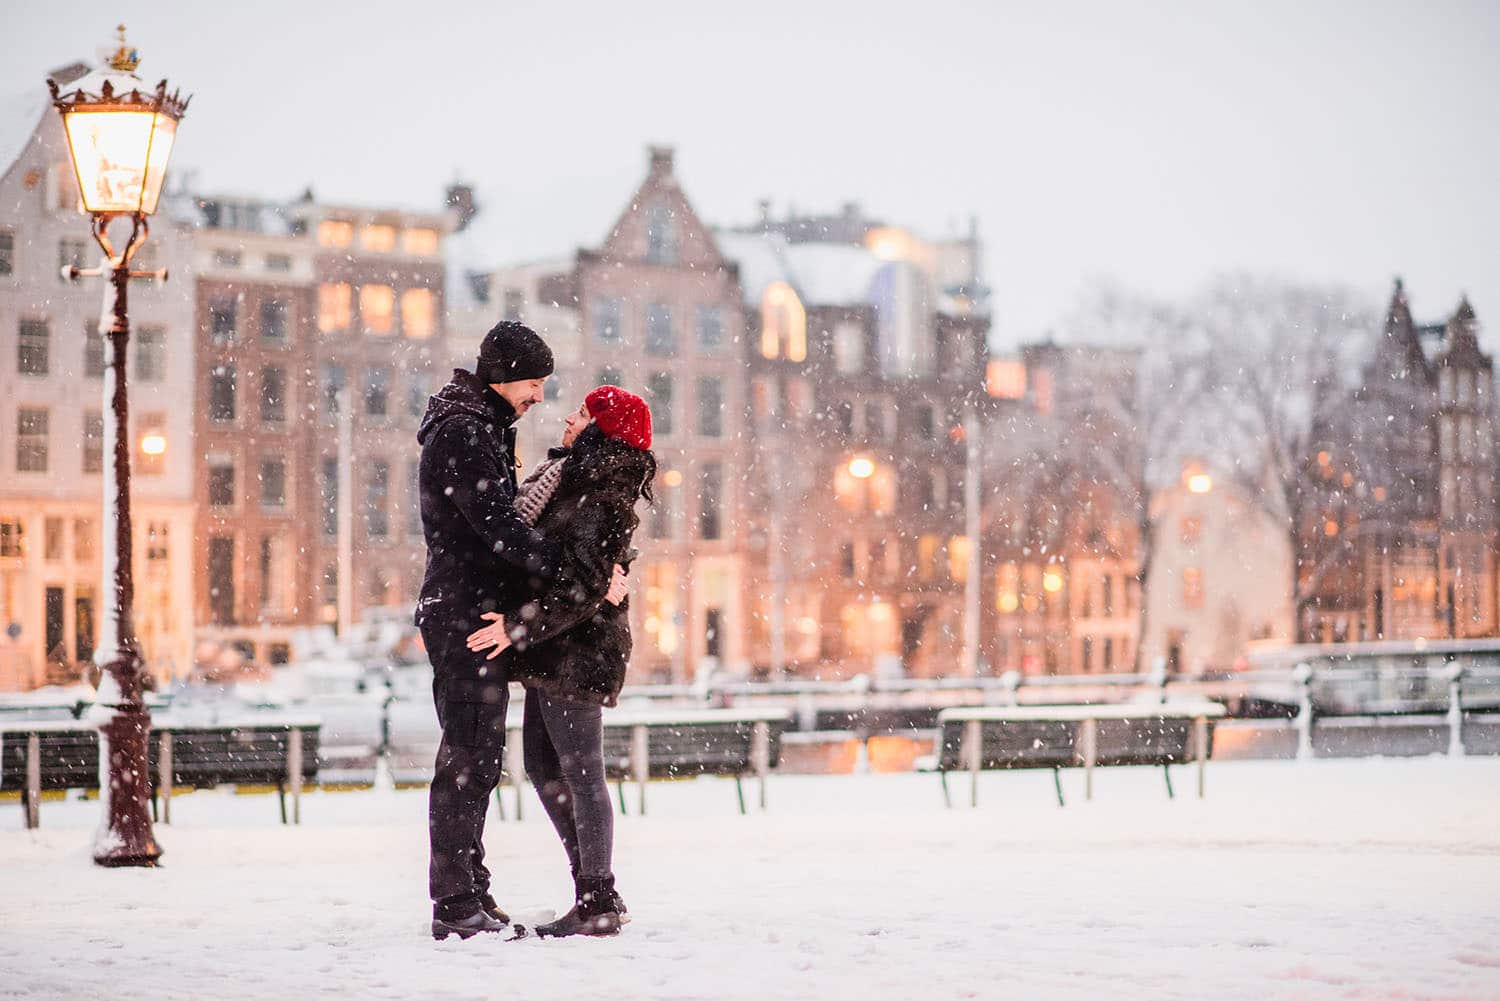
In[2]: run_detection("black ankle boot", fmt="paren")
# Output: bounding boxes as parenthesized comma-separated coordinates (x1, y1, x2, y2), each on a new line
(478, 893, 510, 924)
(536, 874, 622, 938)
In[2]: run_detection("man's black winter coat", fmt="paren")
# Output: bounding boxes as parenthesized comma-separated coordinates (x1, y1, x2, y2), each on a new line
(415, 369, 561, 673)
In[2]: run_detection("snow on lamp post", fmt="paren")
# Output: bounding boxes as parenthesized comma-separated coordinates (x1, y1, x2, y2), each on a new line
(49, 25, 189, 868)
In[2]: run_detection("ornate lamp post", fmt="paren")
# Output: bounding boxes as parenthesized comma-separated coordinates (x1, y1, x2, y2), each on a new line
(49, 26, 189, 867)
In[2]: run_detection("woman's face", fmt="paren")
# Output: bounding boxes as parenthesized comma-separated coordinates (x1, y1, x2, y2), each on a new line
(561, 403, 591, 447)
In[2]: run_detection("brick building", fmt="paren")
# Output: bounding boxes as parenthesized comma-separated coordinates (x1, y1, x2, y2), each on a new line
(1300, 280, 1498, 642)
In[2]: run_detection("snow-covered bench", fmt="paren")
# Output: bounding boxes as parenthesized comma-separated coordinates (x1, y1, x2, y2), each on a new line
(0, 718, 320, 828)
(934, 702, 1226, 807)
(484, 707, 791, 819)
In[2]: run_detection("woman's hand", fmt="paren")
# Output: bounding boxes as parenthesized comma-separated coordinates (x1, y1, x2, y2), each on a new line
(605, 564, 629, 606)
(466, 614, 512, 660)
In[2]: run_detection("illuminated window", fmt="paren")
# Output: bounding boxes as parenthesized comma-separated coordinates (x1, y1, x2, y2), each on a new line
(761, 282, 806, 362)
(948, 536, 971, 582)
(318, 283, 352, 332)
(360, 285, 395, 335)
(643, 562, 680, 656)
(995, 564, 1019, 613)
(318, 219, 354, 248)
(361, 224, 397, 252)
(137, 413, 167, 476)
(403, 228, 439, 255)
(986, 358, 1026, 399)
(1183, 567, 1204, 609)
(918, 535, 939, 582)
(401, 288, 435, 339)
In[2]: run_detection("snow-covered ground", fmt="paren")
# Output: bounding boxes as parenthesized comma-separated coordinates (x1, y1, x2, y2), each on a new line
(3, 757, 1499, 1001)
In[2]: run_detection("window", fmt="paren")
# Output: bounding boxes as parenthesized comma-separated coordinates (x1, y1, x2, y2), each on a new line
(320, 457, 338, 537)
(1183, 567, 1204, 609)
(135, 325, 165, 382)
(361, 224, 396, 252)
(261, 298, 288, 341)
(407, 460, 422, 537)
(319, 283, 352, 332)
(360, 285, 395, 334)
(145, 522, 169, 561)
(834, 321, 864, 375)
(260, 366, 286, 424)
(214, 248, 241, 268)
(322, 365, 346, 416)
(864, 401, 888, 441)
(401, 288, 435, 339)
(208, 536, 235, 625)
(1101, 576, 1114, 616)
(260, 457, 286, 508)
(74, 518, 95, 561)
(84, 320, 104, 378)
(699, 462, 722, 540)
(403, 228, 439, 255)
(697, 376, 723, 437)
(18, 319, 49, 375)
(646, 303, 675, 356)
(503, 288, 524, 321)
(366, 367, 389, 417)
(208, 364, 237, 422)
(407, 377, 428, 419)
(209, 296, 237, 341)
(840, 541, 856, 580)
(761, 282, 806, 362)
(208, 461, 235, 506)
(915, 404, 935, 439)
(17, 408, 48, 472)
(137, 414, 166, 475)
(646, 373, 674, 437)
(644, 201, 677, 264)
(57, 238, 86, 282)
(0, 229, 13, 274)
(366, 460, 390, 539)
(835, 400, 855, 438)
(594, 298, 622, 342)
(696, 306, 723, 352)
(650, 484, 674, 540)
(265, 253, 292, 272)
(597, 366, 623, 388)
(0, 521, 23, 557)
(83, 412, 103, 473)
(317, 219, 354, 247)
(75, 587, 95, 663)
(44, 518, 64, 561)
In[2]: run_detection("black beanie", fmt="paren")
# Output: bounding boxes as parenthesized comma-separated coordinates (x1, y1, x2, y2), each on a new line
(476, 321, 554, 384)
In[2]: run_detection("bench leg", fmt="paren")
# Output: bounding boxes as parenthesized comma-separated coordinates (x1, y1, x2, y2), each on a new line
(1163, 764, 1175, 800)
(25, 733, 40, 829)
(1053, 767, 1065, 808)
(494, 784, 507, 822)
(616, 778, 628, 817)
(735, 774, 746, 816)
(150, 789, 158, 824)
(278, 781, 288, 825)
(940, 769, 952, 809)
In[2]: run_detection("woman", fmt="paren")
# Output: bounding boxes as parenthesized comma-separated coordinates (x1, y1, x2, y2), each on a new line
(466, 385, 654, 938)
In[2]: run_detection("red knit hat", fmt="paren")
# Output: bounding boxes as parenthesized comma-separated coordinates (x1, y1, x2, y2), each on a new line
(585, 385, 652, 450)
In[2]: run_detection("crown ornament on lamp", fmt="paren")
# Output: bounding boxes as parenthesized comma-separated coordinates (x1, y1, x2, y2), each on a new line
(47, 25, 190, 218)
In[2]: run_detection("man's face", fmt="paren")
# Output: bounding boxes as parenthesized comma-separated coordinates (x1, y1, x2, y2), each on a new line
(490, 378, 548, 417)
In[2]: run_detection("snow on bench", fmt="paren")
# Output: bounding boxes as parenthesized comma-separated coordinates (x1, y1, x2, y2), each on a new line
(934, 702, 1226, 808)
(0, 717, 321, 829)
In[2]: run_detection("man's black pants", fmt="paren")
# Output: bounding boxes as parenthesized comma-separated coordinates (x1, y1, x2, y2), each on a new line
(423, 626, 509, 921)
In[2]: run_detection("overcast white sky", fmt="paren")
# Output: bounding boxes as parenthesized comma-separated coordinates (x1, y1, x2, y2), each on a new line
(5, 0, 1497, 347)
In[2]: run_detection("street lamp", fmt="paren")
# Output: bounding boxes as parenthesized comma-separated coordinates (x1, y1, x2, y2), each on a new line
(49, 26, 189, 868)
(848, 456, 875, 480)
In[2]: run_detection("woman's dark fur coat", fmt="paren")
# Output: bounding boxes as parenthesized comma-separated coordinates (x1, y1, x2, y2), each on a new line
(503, 425, 651, 707)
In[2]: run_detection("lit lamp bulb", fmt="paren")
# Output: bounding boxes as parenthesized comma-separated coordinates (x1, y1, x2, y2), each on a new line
(663, 469, 683, 487)
(1187, 473, 1212, 494)
(140, 432, 166, 456)
(848, 456, 875, 480)
(1042, 571, 1064, 593)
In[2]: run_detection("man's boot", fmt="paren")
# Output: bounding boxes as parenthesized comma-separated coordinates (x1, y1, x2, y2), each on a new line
(479, 893, 511, 924)
(431, 908, 511, 941)
(535, 874, 623, 938)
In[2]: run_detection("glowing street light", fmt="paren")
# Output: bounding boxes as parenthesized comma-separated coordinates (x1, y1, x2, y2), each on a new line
(49, 26, 189, 869)
(1187, 473, 1213, 494)
(848, 456, 875, 480)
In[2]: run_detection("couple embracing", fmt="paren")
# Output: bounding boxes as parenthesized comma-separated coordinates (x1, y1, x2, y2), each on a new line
(414, 320, 655, 942)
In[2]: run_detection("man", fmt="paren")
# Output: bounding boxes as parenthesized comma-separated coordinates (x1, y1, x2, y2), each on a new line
(414, 320, 622, 941)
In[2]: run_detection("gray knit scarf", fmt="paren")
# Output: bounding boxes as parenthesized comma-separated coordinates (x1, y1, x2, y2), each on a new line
(514, 452, 568, 526)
